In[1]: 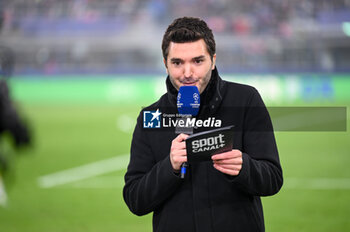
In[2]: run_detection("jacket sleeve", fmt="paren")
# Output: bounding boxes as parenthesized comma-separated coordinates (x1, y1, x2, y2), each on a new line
(123, 113, 182, 216)
(232, 88, 283, 196)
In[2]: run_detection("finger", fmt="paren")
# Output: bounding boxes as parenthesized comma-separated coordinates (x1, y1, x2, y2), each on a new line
(174, 133, 189, 142)
(176, 141, 187, 150)
(212, 150, 241, 160)
(214, 163, 242, 171)
(172, 149, 187, 157)
(171, 156, 188, 170)
(172, 155, 188, 164)
(213, 164, 240, 176)
(213, 157, 242, 165)
(172, 142, 186, 151)
(171, 141, 187, 152)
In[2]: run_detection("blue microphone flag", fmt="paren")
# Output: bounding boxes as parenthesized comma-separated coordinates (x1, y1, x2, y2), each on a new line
(177, 86, 200, 116)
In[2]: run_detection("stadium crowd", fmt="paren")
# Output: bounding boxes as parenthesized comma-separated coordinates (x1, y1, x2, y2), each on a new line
(0, 0, 349, 74)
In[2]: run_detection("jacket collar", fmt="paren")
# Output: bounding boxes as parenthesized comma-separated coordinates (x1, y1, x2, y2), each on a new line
(165, 67, 226, 115)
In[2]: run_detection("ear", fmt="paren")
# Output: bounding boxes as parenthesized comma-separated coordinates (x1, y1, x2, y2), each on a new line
(211, 54, 216, 70)
(163, 58, 168, 74)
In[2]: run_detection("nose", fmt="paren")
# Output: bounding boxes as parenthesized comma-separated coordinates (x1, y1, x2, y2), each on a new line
(183, 63, 192, 78)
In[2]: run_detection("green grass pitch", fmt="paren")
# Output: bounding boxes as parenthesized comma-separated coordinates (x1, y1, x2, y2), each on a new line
(0, 76, 349, 231)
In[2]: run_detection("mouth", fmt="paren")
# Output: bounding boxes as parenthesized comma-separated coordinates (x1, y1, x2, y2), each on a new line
(182, 83, 196, 86)
(181, 80, 197, 86)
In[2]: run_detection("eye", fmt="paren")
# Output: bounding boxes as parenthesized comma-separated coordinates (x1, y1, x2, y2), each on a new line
(173, 61, 181, 66)
(194, 59, 204, 64)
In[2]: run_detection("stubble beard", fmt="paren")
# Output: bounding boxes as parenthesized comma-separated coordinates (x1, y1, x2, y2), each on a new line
(168, 64, 213, 94)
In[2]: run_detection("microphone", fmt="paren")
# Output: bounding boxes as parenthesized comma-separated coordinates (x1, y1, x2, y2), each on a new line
(176, 86, 200, 179)
(177, 85, 200, 117)
(176, 85, 200, 135)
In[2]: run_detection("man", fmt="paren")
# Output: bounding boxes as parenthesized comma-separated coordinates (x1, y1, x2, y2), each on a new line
(0, 77, 31, 207)
(123, 17, 283, 232)
(0, 12, 31, 205)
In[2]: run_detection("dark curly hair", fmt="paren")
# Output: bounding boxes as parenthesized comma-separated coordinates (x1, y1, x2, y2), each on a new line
(162, 17, 216, 62)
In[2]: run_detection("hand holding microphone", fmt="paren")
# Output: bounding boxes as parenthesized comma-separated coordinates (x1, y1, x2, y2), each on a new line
(172, 86, 200, 178)
(169, 133, 189, 172)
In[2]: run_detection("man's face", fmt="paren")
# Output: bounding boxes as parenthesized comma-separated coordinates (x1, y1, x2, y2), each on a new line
(164, 39, 216, 94)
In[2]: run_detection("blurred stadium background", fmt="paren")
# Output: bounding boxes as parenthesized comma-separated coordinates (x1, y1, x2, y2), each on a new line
(0, 0, 349, 231)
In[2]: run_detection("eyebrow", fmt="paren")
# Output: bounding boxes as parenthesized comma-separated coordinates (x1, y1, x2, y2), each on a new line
(170, 55, 206, 62)
(170, 58, 182, 62)
(193, 55, 206, 60)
